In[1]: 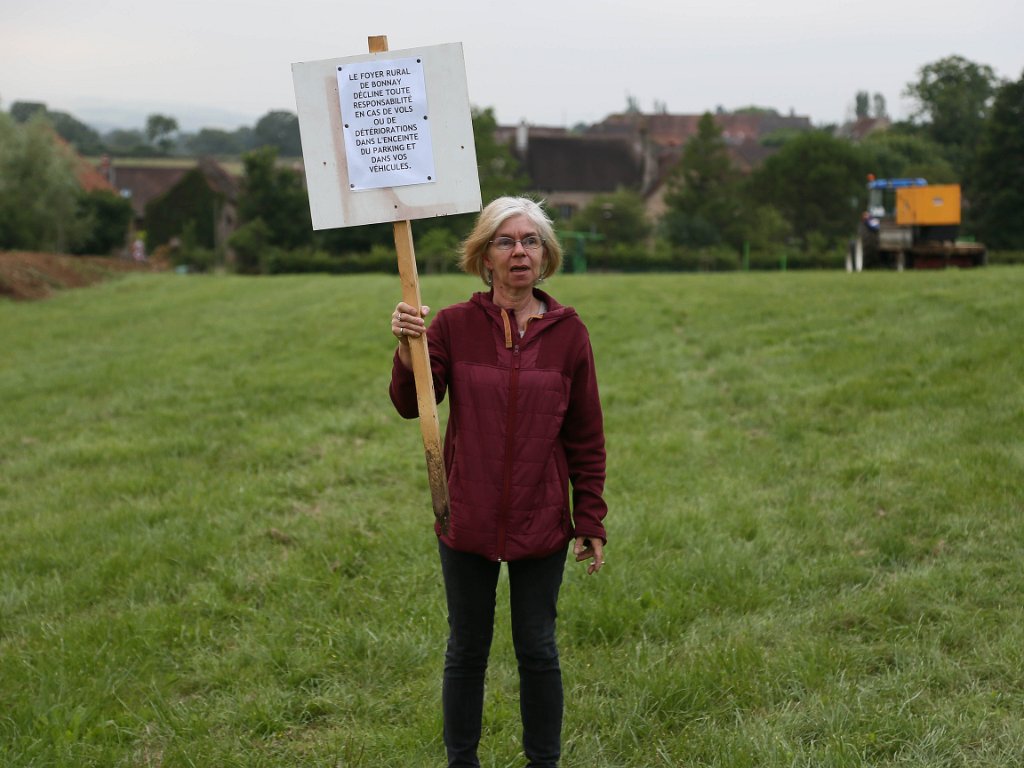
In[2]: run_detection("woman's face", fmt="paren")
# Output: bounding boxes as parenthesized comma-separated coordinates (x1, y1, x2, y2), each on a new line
(483, 214, 545, 291)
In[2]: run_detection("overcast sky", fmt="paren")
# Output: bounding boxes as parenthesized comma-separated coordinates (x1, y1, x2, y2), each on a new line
(2, 0, 1022, 132)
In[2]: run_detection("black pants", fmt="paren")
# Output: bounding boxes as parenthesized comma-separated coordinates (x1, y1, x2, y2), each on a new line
(438, 540, 566, 768)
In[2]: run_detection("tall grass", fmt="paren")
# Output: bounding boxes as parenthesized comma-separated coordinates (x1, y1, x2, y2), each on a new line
(1, 268, 1022, 767)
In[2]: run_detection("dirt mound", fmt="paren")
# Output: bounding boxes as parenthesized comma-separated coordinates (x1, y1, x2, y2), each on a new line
(0, 251, 165, 301)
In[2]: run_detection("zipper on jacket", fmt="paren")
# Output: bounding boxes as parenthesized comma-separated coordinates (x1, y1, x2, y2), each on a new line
(497, 342, 521, 560)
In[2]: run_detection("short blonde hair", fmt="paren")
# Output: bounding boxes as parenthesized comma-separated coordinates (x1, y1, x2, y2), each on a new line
(459, 197, 562, 284)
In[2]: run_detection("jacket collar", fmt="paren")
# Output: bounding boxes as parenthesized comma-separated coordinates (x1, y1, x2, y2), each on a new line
(471, 289, 575, 349)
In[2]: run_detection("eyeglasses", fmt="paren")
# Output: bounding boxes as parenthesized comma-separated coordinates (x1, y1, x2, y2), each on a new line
(489, 235, 545, 252)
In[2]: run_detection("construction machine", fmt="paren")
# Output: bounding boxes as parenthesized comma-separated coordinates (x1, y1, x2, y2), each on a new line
(848, 177, 986, 271)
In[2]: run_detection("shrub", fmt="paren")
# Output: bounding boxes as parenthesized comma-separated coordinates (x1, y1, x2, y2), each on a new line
(988, 250, 1024, 265)
(416, 228, 460, 274)
(72, 190, 133, 256)
(261, 247, 337, 274)
(171, 221, 217, 273)
(172, 245, 217, 273)
(229, 218, 272, 275)
(586, 241, 741, 273)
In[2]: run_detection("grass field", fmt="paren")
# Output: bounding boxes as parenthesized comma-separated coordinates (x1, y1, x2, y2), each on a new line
(2, 268, 1022, 767)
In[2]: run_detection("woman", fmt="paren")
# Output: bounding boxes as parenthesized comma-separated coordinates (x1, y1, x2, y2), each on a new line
(388, 196, 607, 767)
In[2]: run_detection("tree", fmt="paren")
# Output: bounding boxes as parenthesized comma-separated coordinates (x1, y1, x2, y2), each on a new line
(9, 102, 104, 154)
(661, 112, 742, 248)
(743, 204, 791, 254)
(145, 114, 179, 154)
(237, 146, 312, 249)
(855, 91, 870, 120)
(0, 113, 90, 252)
(569, 188, 650, 245)
(252, 110, 302, 156)
(872, 93, 888, 120)
(860, 132, 957, 183)
(47, 111, 104, 155)
(749, 131, 869, 248)
(9, 101, 47, 123)
(970, 71, 1024, 248)
(187, 128, 246, 156)
(472, 107, 527, 204)
(904, 55, 1001, 173)
(228, 218, 273, 274)
(103, 128, 148, 155)
(73, 190, 133, 255)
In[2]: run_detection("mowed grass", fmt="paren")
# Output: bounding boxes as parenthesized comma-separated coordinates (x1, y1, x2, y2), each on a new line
(1, 267, 1022, 767)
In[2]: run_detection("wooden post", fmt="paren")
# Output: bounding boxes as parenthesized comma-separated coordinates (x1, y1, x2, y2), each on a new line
(370, 35, 450, 532)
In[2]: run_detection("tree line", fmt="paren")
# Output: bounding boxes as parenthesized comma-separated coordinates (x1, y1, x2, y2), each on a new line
(2, 101, 302, 159)
(2, 54, 1022, 265)
(575, 55, 1023, 268)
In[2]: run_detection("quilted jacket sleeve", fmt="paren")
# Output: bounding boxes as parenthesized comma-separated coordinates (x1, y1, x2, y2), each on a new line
(561, 329, 608, 542)
(388, 310, 450, 419)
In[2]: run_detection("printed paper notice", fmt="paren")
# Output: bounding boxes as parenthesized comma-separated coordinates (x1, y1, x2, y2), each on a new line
(337, 57, 436, 191)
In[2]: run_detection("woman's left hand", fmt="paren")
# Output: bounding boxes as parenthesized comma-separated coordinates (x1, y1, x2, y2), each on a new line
(574, 536, 605, 576)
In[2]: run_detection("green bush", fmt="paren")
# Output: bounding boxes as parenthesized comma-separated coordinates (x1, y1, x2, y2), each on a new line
(172, 245, 217, 273)
(227, 241, 403, 276)
(674, 245, 741, 272)
(171, 221, 217, 273)
(416, 228, 460, 274)
(261, 247, 336, 274)
(342, 244, 399, 274)
(228, 218, 272, 275)
(988, 250, 1024, 265)
(586, 241, 741, 273)
(72, 190, 133, 256)
(263, 245, 401, 275)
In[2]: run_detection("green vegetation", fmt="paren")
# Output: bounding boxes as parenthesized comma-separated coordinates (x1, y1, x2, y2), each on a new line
(0, 113, 132, 255)
(2, 268, 1022, 766)
(6, 53, 1023, 268)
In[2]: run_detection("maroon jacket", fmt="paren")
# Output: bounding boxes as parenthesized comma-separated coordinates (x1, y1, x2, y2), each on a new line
(390, 289, 607, 561)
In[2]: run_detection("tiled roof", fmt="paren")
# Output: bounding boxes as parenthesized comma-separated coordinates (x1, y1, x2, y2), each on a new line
(102, 159, 238, 217)
(590, 111, 813, 149)
(107, 166, 190, 217)
(48, 133, 117, 193)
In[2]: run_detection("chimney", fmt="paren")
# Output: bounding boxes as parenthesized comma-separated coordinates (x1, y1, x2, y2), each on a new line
(516, 120, 529, 156)
(100, 154, 113, 184)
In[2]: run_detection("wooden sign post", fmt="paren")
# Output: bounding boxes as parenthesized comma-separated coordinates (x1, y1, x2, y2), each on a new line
(292, 37, 482, 531)
(366, 34, 450, 532)
(392, 217, 449, 530)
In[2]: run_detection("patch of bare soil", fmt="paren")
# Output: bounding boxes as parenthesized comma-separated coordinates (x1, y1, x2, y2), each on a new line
(0, 251, 166, 301)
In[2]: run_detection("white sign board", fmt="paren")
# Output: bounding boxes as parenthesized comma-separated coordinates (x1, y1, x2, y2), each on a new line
(292, 43, 481, 229)
(337, 57, 434, 190)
